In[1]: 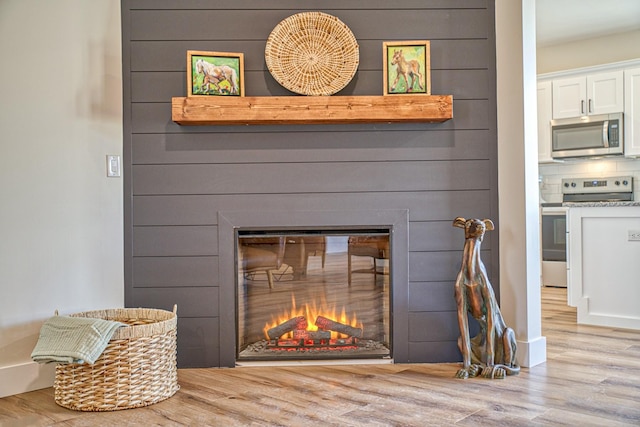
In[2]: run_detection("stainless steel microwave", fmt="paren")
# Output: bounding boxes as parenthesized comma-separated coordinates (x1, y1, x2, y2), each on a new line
(550, 112, 623, 159)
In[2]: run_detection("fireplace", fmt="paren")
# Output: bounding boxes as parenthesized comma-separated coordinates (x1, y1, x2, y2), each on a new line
(217, 210, 409, 366)
(236, 230, 391, 362)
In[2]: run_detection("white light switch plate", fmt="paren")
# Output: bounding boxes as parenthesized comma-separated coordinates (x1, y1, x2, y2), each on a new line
(107, 155, 121, 177)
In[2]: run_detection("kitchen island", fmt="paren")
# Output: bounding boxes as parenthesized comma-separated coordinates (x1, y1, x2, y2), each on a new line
(566, 202, 640, 330)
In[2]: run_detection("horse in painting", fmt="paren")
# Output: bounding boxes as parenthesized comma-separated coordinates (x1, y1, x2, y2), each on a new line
(390, 49, 424, 93)
(195, 59, 239, 95)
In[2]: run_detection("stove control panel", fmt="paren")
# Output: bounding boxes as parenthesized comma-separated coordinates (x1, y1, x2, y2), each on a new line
(562, 176, 633, 194)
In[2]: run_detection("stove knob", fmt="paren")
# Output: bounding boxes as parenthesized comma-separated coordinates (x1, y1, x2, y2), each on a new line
(623, 180, 629, 186)
(563, 182, 569, 188)
(615, 180, 621, 186)
(571, 182, 577, 188)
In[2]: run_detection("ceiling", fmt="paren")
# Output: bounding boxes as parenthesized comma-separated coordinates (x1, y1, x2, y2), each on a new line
(536, 0, 640, 47)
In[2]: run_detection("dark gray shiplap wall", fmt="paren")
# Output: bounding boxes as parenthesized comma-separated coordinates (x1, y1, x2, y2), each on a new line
(122, 0, 498, 368)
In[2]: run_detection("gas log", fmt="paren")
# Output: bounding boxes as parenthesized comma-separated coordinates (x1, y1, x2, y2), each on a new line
(267, 316, 308, 339)
(315, 316, 363, 338)
(292, 329, 331, 341)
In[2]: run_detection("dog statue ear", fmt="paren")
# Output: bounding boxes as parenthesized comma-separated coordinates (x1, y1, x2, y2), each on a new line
(483, 219, 495, 231)
(453, 217, 467, 229)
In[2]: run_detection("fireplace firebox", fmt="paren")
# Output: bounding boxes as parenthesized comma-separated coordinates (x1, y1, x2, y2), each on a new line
(217, 209, 409, 366)
(236, 230, 391, 362)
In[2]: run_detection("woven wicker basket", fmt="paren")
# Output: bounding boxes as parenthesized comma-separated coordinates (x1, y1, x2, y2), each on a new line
(265, 12, 359, 96)
(54, 306, 179, 412)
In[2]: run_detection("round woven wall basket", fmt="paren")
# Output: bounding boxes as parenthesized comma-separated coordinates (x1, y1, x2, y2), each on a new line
(54, 306, 179, 412)
(265, 12, 359, 96)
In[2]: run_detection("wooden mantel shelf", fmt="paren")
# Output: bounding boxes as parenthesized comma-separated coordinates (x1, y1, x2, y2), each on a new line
(171, 94, 453, 126)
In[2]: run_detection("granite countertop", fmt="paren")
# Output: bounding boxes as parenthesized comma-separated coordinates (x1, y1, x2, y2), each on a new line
(562, 201, 640, 207)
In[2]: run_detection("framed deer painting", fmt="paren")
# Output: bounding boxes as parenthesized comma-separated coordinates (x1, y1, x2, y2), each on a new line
(383, 41, 430, 95)
(187, 50, 245, 97)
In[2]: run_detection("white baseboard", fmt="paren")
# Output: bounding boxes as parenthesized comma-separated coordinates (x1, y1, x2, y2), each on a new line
(0, 361, 55, 398)
(516, 335, 547, 368)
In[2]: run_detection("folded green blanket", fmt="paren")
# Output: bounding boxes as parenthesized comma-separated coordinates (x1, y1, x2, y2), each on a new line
(31, 315, 126, 364)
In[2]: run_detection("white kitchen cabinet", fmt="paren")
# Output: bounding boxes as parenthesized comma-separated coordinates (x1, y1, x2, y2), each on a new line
(567, 206, 640, 330)
(624, 67, 640, 157)
(552, 71, 624, 119)
(537, 81, 553, 163)
(552, 76, 584, 119)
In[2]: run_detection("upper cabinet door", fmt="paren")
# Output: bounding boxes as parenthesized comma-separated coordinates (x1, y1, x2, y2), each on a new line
(537, 81, 553, 163)
(552, 77, 586, 119)
(624, 67, 640, 158)
(587, 71, 624, 115)
(551, 71, 624, 120)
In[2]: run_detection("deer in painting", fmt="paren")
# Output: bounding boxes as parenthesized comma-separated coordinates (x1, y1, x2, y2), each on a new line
(389, 49, 424, 93)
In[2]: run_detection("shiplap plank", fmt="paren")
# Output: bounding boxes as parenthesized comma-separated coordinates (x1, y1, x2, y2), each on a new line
(409, 311, 460, 341)
(131, 69, 488, 102)
(131, 191, 493, 226)
(130, 9, 489, 41)
(132, 160, 491, 195)
(130, 39, 493, 72)
(409, 281, 458, 312)
(133, 226, 218, 256)
(409, 221, 494, 252)
(410, 250, 493, 282)
(131, 130, 491, 164)
(133, 256, 218, 287)
(131, 286, 219, 317)
(408, 340, 461, 363)
(175, 317, 220, 368)
(129, 0, 485, 11)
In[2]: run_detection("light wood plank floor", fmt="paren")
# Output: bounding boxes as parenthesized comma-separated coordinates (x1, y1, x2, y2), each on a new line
(1, 287, 639, 426)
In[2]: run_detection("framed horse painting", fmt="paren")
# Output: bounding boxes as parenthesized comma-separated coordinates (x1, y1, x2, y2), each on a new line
(187, 50, 245, 97)
(382, 41, 431, 95)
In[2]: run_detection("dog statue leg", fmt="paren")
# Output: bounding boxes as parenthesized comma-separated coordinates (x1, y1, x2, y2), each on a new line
(454, 280, 470, 379)
(454, 280, 481, 379)
(481, 327, 520, 379)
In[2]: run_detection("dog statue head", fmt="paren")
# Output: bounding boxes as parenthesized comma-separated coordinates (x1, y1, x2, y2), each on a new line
(453, 217, 494, 241)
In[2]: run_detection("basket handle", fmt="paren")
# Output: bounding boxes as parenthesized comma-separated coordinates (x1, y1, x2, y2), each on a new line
(172, 304, 177, 315)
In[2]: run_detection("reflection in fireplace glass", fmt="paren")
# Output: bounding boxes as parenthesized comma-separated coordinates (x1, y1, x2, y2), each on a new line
(236, 229, 391, 361)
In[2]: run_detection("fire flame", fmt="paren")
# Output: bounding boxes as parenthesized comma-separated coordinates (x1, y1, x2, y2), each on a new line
(264, 294, 362, 340)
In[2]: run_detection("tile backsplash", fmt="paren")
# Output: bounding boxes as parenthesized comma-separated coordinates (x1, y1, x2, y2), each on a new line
(539, 157, 640, 204)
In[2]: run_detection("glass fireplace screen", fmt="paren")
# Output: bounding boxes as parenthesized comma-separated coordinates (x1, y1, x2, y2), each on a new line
(236, 229, 392, 362)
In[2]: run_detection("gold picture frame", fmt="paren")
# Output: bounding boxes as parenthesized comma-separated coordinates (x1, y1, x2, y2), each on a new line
(187, 50, 245, 97)
(383, 41, 431, 95)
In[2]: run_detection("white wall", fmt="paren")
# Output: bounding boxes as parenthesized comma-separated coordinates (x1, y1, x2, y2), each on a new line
(0, 1, 123, 397)
(537, 29, 640, 74)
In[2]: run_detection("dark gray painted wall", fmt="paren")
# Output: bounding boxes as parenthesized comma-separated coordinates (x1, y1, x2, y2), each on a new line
(122, 0, 498, 367)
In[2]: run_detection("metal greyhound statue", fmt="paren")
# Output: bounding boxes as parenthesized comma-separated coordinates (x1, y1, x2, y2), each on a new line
(453, 217, 520, 379)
